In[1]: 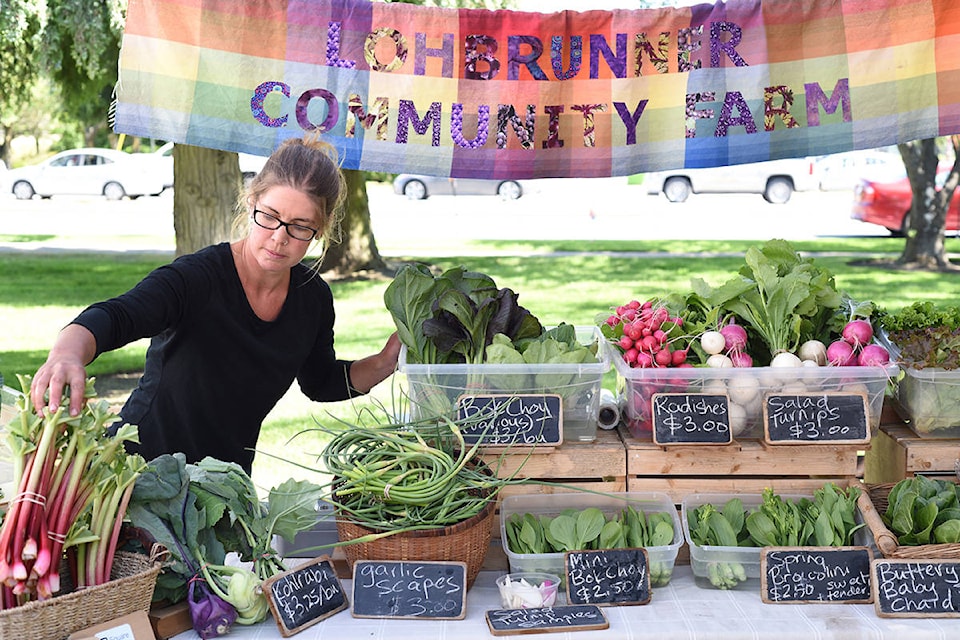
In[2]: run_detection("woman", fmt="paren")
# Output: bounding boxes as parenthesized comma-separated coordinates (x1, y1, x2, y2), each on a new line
(30, 135, 400, 474)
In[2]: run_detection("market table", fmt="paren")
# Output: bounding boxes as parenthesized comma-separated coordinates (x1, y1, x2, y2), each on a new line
(167, 565, 957, 639)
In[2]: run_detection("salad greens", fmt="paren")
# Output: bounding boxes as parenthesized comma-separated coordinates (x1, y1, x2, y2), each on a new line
(882, 475, 960, 545)
(878, 301, 960, 370)
(384, 264, 542, 365)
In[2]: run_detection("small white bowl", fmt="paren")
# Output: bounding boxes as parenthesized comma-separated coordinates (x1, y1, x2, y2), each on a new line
(496, 572, 562, 609)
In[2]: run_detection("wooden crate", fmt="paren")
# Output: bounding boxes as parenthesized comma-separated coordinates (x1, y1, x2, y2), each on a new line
(479, 427, 627, 499)
(863, 423, 960, 484)
(621, 426, 861, 503)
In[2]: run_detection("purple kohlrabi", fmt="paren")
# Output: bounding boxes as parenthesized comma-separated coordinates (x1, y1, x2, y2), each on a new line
(189, 578, 238, 638)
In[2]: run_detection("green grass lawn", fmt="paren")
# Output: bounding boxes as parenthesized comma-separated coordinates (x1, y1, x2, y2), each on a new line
(2, 236, 958, 486)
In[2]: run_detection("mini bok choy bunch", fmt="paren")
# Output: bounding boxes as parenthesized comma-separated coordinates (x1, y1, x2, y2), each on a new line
(1, 376, 144, 610)
(124, 454, 324, 637)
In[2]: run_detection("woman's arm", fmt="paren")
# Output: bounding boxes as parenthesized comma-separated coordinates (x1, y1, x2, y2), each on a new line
(348, 332, 401, 394)
(31, 323, 98, 417)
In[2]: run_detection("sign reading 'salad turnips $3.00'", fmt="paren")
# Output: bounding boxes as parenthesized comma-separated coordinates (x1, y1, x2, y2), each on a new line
(115, 0, 959, 179)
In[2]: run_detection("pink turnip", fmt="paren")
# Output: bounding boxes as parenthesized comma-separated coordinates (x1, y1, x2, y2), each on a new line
(842, 319, 874, 348)
(720, 320, 748, 353)
(827, 339, 857, 366)
(858, 344, 890, 367)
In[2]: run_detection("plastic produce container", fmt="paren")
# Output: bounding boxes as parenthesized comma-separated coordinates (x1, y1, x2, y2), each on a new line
(272, 501, 339, 558)
(681, 492, 874, 590)
(896, 367, 960, 438)
(398, 326, 610, 443)
(611, 348, 898, 440)
(499, 491, 684, 588)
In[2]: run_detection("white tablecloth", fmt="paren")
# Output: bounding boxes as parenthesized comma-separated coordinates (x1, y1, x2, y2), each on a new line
(170, 565, 958, 639)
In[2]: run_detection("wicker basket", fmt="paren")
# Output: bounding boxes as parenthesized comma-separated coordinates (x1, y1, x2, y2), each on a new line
(0, 551, 161, 640)
(336, 498, 496, 589)
(856, 479, 960, 559)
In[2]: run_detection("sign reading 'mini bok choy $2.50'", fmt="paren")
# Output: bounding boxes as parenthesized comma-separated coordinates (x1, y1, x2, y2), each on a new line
(115, 0, 960, 179)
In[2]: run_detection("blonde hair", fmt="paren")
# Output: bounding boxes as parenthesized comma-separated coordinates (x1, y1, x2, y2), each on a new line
(233, 132, 346, 270)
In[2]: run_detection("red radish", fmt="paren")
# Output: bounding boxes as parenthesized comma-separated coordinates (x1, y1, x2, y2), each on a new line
(618, 335, 634, 351)
(729, 351, 753, 368)
(858, 344, 890, 366)
(827, 339, 856, 366)
(635, 351, 654, 368)
(624, 348, 639, 365)
(842, 319, 874, 348)
(720, 320, 748, 353)
(655, 349, 673, 366)
(671, 349, 688, 366)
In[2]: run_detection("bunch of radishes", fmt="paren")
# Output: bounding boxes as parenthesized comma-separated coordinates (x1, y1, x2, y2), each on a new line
(826, 318, 891, 367)
(601, 299, 690, 368)
(699, 319, 753, 368)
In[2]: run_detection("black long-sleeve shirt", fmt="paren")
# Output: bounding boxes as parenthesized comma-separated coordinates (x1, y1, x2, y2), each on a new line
(73, 243, 355, 473)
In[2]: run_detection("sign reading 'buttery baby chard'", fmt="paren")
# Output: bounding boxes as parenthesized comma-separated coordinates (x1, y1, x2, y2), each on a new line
(115, 0, 960, 179)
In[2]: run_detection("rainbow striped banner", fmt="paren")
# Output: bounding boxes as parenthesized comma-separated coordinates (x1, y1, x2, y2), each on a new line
(114, 0, 960, 178)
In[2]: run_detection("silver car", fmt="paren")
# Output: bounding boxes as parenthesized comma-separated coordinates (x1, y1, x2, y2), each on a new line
(393, 173, 524, 200)
(5, 148, 167, 201)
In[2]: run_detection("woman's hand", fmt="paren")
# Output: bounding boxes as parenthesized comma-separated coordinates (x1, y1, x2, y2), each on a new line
(30, 324, 97, 417)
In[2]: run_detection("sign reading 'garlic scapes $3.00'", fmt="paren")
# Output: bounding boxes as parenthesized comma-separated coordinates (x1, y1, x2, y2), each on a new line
(115, 0, 960, 180)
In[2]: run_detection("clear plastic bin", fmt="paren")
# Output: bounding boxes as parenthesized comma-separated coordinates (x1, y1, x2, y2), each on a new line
(896, 367, 960, 438)
(610, 347, 897, 441)
(499, 491, 684, 588)
(398, 326, 609, 443)
(681, 491, 874, 590)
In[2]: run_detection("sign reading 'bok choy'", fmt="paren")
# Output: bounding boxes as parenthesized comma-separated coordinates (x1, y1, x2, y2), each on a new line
(456, 394, 562, 447)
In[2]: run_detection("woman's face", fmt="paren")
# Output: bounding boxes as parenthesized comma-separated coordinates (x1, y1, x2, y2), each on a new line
(246, 185, 322, 272)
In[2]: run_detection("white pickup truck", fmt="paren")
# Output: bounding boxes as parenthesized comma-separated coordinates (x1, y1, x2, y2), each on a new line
(644, 157, 819, 204)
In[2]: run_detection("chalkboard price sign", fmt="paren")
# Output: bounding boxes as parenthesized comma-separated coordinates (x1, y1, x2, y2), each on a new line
(351, 560, 468, 620)
(872, 559, 960, 618)
(261, 556, 347, 637)
(485, 604, 609, 636)
(651, 393, 731, 445)
(763, 392, 869, 445)
(761, 547, 873, 604)
(564, 548, 651, 606)
(456, 394, 563, 447)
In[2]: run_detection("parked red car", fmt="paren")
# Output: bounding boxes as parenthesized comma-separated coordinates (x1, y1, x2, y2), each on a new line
(852, 169, 960, 236)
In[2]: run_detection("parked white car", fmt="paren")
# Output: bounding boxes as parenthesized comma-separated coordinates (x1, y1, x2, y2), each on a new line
(152, 142, 268, 189)
(393, 173, 526, 200)
(645, 157, 818, 204)
(4, 148, 167, 201)
(813, 149, 904, 191)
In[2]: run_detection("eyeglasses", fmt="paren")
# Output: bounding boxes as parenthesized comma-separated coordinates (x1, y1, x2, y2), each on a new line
(252, 208, 318, 242)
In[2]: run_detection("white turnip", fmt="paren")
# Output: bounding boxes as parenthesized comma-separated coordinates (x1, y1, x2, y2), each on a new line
(700, 331, 726, 355)
(770, 352, 802, 368)
(727, 376, 760, 405)
(707, 354, 733, 368)
(797, 339, 828, 366)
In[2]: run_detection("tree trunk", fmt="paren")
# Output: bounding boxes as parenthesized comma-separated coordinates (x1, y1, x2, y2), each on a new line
(319, 169, 388, 275)
(896, 138, 959, 270)
(172, 144, 242, 257)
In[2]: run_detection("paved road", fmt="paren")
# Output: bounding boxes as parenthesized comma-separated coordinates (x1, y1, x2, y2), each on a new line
(0, 180, 886, 256)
